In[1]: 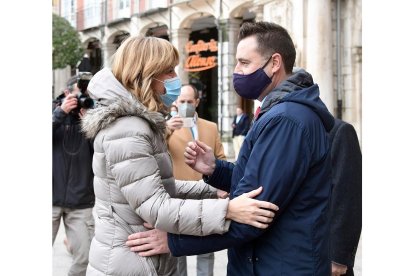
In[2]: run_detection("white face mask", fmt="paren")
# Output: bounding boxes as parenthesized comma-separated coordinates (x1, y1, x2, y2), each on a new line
(178, 102, 196, 118)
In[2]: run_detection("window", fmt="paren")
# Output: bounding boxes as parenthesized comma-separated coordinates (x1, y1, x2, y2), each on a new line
(61, 0, 76, 27)
(118, 0, 130, 18)
(147, 0, 167, 10)
(84, 0, 102, 29)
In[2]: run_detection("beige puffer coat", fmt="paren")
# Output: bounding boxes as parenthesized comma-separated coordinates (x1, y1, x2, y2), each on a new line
(81, 68, 230, 276)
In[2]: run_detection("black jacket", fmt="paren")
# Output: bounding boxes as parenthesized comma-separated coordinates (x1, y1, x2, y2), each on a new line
(329, 118, 362, 275)
(52, 97, 95, 209)
(232, 114, 250, 137)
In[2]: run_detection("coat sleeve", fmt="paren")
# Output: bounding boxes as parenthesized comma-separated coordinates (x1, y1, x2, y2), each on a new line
(102, 131, 231, 236)
(52, 106, 67, 131)
(203, 159, 234, 192)
(241, 115, 251, 135)
(173, 179, 218, 199)
(329, 122, 362, 267)
(168, 116, 312, 256)
(213, 125, 226, 160)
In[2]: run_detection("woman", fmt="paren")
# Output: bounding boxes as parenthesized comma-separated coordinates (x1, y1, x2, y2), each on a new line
(81, 36, 277, 276)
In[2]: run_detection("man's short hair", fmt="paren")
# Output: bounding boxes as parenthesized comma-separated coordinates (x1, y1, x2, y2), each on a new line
(238, 21, 296, 74)
(182, 84, 199, 100)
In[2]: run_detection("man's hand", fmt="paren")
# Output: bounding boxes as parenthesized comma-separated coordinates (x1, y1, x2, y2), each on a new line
(60, 93, 78, 114)
(184, 140, 216, 176)
(125, 223, 170, 257)
(227, 186, 279, 229)
(79, 108, 88, 119)
(166, 116, 184, 130)
(331, 262, 347, 276)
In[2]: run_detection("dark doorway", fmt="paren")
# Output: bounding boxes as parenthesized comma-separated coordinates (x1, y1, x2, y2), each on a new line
(188, 27, 218, 123)
(87, 40, 102, 75)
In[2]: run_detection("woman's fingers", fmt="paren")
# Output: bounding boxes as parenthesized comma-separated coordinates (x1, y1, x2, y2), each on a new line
(252, 221, 269, 229)
(244, 186, 263, 198)
(256, 200, 279, 212)
(243, 187, 279, 212)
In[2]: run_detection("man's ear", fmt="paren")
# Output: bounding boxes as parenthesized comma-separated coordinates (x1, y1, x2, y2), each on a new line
(271, 53, 282, 74)
(195, 98, 200, 108)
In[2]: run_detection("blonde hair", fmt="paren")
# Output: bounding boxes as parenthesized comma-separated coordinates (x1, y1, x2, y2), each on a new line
(111, 36, 179, 112)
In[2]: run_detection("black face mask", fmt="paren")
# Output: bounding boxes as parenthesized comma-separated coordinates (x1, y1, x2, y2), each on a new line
(232, 56, 273, 100)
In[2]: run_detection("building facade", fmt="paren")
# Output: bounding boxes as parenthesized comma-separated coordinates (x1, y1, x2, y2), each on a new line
(53, 0, 362, 157)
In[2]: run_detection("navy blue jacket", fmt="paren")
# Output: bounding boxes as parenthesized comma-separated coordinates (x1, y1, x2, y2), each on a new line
(232, 113, 251, 137)
(168, 69, 335, 275)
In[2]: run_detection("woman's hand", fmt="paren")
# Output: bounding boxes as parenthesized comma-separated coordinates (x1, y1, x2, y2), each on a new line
(226, 186, 279, 229)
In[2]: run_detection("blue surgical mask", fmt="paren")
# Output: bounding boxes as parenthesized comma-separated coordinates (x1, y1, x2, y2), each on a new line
(155, 77, 182, 107)
(170, 110, 178, 117)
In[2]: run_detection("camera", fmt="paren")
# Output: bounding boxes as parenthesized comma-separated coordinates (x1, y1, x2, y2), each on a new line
(65, 72, 94, 110)
(76, 72, 94, 109)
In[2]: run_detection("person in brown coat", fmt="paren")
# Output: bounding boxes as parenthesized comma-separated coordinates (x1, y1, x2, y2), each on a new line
(166, 84, 226, 276)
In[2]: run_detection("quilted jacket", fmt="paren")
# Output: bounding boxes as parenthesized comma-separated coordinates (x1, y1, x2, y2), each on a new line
(81, 68, 230, 276)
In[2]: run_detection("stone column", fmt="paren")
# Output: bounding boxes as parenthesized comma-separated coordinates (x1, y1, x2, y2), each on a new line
(101, 42, 117, 68)
(250, 3, 264, 22)
(170, 28, 191, 85)
(218, 18, 242, 158)
(306, 0, 335, 113)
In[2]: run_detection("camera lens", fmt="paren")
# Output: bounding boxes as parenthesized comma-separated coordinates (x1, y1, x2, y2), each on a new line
(78, 96, 94, 109)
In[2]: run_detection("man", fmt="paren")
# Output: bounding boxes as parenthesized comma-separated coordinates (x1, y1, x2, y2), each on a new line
(329, 118, 362, 276)
(129, 22, 334, 275)
(231, 107, 250, 160)
(52, 74, 95, 276)
(166, 84, 227, 276)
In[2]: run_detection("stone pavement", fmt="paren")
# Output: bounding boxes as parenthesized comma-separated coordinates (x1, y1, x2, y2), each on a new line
(53, 220, 362, 275)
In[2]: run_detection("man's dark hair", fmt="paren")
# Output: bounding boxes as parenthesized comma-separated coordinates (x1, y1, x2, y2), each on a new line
(239, 21, 296, 74)
(182, 84, 199, 100)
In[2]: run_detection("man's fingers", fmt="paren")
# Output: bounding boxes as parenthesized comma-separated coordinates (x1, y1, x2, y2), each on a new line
(138, 249, 159, 257)
(183, 152, 196, 164)
(129, 243, 153, 252)
(184, 159, 195, 166)
(195, 140, 210, 152)
(187, 141, 197, 150)
(127, 230, 154, 240)
(244, 186, 263, 198)
(185, 145, 197, 156)
(126, 236, 151, 246)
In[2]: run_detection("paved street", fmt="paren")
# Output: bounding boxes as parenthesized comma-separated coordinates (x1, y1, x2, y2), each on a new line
(53, 220, 361, 275)
(53, 220, 228, 275)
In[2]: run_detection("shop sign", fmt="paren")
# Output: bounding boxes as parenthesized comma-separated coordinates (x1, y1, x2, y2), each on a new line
(185, 39, 218, 72)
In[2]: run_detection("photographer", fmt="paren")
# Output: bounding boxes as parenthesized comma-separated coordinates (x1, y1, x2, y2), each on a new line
(52, 73, 95, 276)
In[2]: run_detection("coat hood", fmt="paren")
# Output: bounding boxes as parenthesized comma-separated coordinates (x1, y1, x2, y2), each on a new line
(261, 68, 334, 131)
(81, 68, 166, 139)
